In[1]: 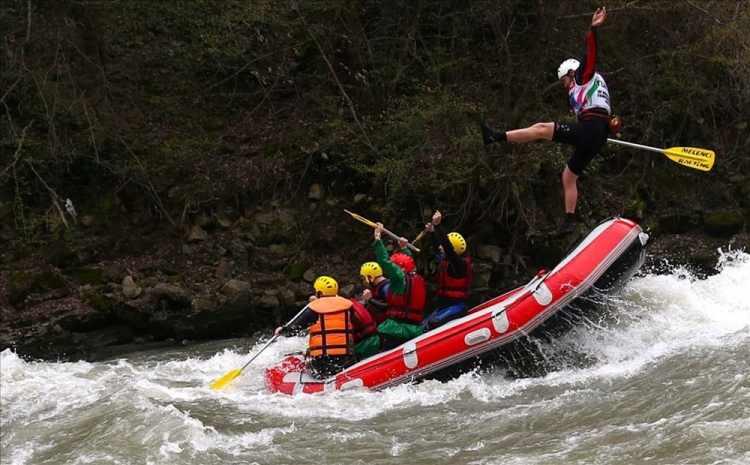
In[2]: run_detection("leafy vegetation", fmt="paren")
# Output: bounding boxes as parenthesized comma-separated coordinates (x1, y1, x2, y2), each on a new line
(1, 1, 748, 248)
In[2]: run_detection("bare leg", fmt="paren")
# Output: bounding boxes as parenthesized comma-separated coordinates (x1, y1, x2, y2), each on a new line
(506, 122, 555, 143)
(562, 166, 578, 213)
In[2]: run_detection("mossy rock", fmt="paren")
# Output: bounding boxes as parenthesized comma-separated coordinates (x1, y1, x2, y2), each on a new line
(285, 262, 308, 281)
(9, 270, 67, 305)
(657, 212, 697, 234)
(703, 210, 745, 237)
(65, 267, 106, 285)
(81, 288, 118, 314)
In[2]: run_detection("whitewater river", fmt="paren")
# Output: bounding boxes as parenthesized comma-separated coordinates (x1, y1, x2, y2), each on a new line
(2, 251, 749, 465)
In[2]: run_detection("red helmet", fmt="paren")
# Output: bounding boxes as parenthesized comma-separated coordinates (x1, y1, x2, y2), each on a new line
(390, 252, 415, 272)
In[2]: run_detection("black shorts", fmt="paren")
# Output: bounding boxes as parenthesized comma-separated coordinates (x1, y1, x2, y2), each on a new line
(552, 117, 609, 176)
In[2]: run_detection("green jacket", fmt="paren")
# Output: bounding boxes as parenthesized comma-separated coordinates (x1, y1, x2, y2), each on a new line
(373, 239, 406, 294)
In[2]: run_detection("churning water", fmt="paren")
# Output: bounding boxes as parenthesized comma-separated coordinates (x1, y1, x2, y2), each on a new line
(2, 251, 749, 465)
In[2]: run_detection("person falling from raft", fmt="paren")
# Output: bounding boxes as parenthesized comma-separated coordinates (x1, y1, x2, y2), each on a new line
(274, 275, 378, 377)
(421, 210, 473, 330)
(358, 223, 426, 356)
(482, 6, 612, 235)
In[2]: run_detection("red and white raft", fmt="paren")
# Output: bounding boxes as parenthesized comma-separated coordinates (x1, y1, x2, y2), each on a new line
(265, 217, 648, 395)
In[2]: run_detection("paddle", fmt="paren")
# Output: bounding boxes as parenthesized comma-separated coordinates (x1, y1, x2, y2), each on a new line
(209, 304, 310, 390)
(344, 209, 421, 253)
(607, 138, 715, 172)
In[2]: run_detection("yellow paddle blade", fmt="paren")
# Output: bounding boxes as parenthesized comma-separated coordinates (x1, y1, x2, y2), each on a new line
(209, 368, 242, 390)
(344, 209, 377, 227)
(663, 147, 715, 172)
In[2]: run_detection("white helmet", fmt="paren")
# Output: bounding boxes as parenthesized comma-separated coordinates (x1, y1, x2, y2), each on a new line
(557, 58, 580, 80)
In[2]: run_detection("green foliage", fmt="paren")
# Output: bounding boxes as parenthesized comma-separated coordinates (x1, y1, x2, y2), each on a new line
(1, 0, 748, 243)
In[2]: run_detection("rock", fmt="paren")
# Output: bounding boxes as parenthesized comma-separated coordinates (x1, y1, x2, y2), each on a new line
(122, 276, 142, 299)
(302, 268, 316, 283)
(8, 270, 67, 306)
(191, 296, 217, 313)
(216, 213, 233, 229)
(353, 193, 367, 203)
(66, 267, 106, 285)
(658, 212, 696, 234)
(102, 263, 125, 283)
(258, 294, 280, 308)
(308, 183, 323, 200)
(477, 245, 502, 264)
(473, 263, 494, 289)
(220, 279, 251, 297)
(215, 259, 233, 280)
(268, 243, 289, 256)
(340, 284, 355, 298)
(704, 210, 745, 236)
(188, 225, 208, 242)
(194, 213, 211, 228)
(79, 215, 95, 227)
(250, 209, 298, 245)
(150, 283, 192, 306)
(286, 262, 307, 280)
(279, 288, 296, 306)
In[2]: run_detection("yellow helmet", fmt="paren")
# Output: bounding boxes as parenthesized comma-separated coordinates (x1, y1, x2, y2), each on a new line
(313, 276, 338, 297)
(447, 232, 467, 255)
(359, 262, 383, 281)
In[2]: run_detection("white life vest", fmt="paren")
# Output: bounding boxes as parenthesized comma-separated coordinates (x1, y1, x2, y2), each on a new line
(568, 72, 611, 117)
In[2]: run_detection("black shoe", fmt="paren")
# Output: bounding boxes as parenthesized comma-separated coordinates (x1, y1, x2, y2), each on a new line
(559, 214, 577, 235)
(481, 122, 496, 146)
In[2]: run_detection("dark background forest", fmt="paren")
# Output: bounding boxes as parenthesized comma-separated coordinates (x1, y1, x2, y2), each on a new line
(1, 0, 748, 360)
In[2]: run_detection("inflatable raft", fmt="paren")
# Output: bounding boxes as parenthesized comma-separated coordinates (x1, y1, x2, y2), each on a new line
(265, 217, 648, 395)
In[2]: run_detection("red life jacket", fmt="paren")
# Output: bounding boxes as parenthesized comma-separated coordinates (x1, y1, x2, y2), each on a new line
(436, 256, 473, 301)
(385, 273, 427, 324)
(349, 299, 377, 343)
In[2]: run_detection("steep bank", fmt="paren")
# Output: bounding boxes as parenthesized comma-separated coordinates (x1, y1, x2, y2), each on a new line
(1, 192, 747, 361)
(1, 2, 748, 360)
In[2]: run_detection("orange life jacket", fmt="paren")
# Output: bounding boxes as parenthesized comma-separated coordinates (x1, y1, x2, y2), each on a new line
(385, 273, 427, 324)
(307, 297, 354, 358)
(436, 255, 473, 301)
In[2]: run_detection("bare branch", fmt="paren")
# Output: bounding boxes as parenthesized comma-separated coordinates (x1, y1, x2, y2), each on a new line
(293, 4, 376, 153)
(25, 159, 70, 230)
(0, 121, 33, 178)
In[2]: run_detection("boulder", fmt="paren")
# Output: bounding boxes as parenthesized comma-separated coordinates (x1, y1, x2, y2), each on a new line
(220, 279, 252, 297)
(122, 276, 142, 299)
(188, 225, 209, 242)
(258, 294, 280, 308)
(302, 268, 316, 283)
(8, 270, 67, 306)
(279, 288, 297, 306)
(150, 283, 192, 307)
(704, 210, 745, 237)
(477, 245, 502, 264)
(308, 183, 323, 200)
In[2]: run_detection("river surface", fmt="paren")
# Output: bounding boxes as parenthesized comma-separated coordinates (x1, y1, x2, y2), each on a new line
(2, 251, 749, 465)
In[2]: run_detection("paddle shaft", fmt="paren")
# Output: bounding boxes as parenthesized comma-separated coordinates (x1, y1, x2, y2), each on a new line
(345, 210, 420, 252)
(239, 303, 310, 372)
(607, 138, 665, 155)
(381, 225, 420, 253)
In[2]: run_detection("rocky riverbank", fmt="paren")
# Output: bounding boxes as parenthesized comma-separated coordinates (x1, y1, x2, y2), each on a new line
(2, 192, 747, 362)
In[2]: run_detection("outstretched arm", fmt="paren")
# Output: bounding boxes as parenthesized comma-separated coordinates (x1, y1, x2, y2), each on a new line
(576, 7, 607, 85)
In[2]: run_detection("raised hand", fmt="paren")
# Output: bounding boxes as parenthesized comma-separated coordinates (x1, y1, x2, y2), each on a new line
(591, 6, 607, 27)
(432, 210, 442, 226)
(374, 222, 383, 240)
